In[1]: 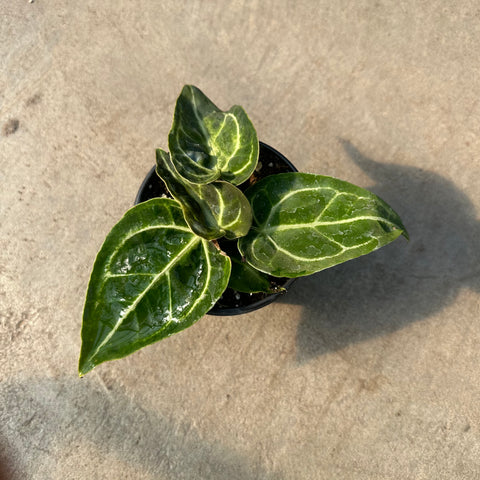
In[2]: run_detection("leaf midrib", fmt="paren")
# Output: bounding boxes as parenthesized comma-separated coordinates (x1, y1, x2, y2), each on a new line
(208, 112, 242, 176)
(260, 215, 399, 234)
(259, 233, 376, 263)
(89, 235, 200, 362)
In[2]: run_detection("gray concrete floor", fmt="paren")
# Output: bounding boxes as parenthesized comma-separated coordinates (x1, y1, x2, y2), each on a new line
(1, 1, 479, 479)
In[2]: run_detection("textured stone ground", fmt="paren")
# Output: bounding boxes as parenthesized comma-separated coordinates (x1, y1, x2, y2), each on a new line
(1, 1, 479, 479)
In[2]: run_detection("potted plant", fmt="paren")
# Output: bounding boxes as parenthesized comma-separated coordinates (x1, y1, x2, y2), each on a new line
(134, 140, 299, 316)
(79, 85, 408, 376)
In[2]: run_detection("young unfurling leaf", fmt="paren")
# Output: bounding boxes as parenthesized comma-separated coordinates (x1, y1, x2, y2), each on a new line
(156, 149, 252, 240)
(168, 85, 259, 185)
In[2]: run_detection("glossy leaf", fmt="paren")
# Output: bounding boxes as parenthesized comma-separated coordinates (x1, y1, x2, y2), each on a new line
(168, 85, 259, 185)
(238, 173, 408, 277)
(156, 149, 252, 240)
(79, 198, 231, 376)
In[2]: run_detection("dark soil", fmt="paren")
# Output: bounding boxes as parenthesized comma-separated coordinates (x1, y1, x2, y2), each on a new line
(135, 141, 297, 315)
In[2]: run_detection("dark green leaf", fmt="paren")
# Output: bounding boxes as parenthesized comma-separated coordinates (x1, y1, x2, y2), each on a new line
(168, 85, 259, 185)
(238, 173, 408, 277)
(79, 198, 231, 376)
(228, 253, 277, 294)
(156, 149, 252, 240)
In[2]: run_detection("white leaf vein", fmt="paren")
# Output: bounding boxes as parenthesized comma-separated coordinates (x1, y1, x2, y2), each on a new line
(91, 236, 199, 361)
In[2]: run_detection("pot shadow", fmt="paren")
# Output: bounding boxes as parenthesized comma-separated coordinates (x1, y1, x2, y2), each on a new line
(0, 376, 283, 479)
(279, 139, 480, 363)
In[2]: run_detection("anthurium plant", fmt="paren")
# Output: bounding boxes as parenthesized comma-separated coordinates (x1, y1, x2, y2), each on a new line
(79, 85, 408, 376)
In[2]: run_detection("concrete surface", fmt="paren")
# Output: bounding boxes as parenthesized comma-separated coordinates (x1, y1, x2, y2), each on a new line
(1, 1, 479, 478)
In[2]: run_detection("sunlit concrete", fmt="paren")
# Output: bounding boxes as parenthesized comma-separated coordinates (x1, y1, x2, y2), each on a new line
(1, 2, 479, 478)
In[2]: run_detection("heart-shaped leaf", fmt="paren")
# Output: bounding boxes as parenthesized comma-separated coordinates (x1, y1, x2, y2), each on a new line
(238, 173, 408, 277)
(156, 149, 252, 240)
(168, 85, 259, 185)
(79, 198, 231, 376)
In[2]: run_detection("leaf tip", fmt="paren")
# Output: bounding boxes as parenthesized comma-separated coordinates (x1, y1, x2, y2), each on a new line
(78, 356, 95, 377)
(395, 222, 409, 241)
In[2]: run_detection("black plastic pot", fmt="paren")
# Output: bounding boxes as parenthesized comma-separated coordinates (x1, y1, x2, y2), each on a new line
(135, 142, 297, 315)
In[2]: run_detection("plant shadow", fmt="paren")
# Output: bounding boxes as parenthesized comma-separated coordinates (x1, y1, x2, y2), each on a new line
(0, 450, 15, 480)
(279, 139, 480, 363)
(0, 376, 283, 479)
